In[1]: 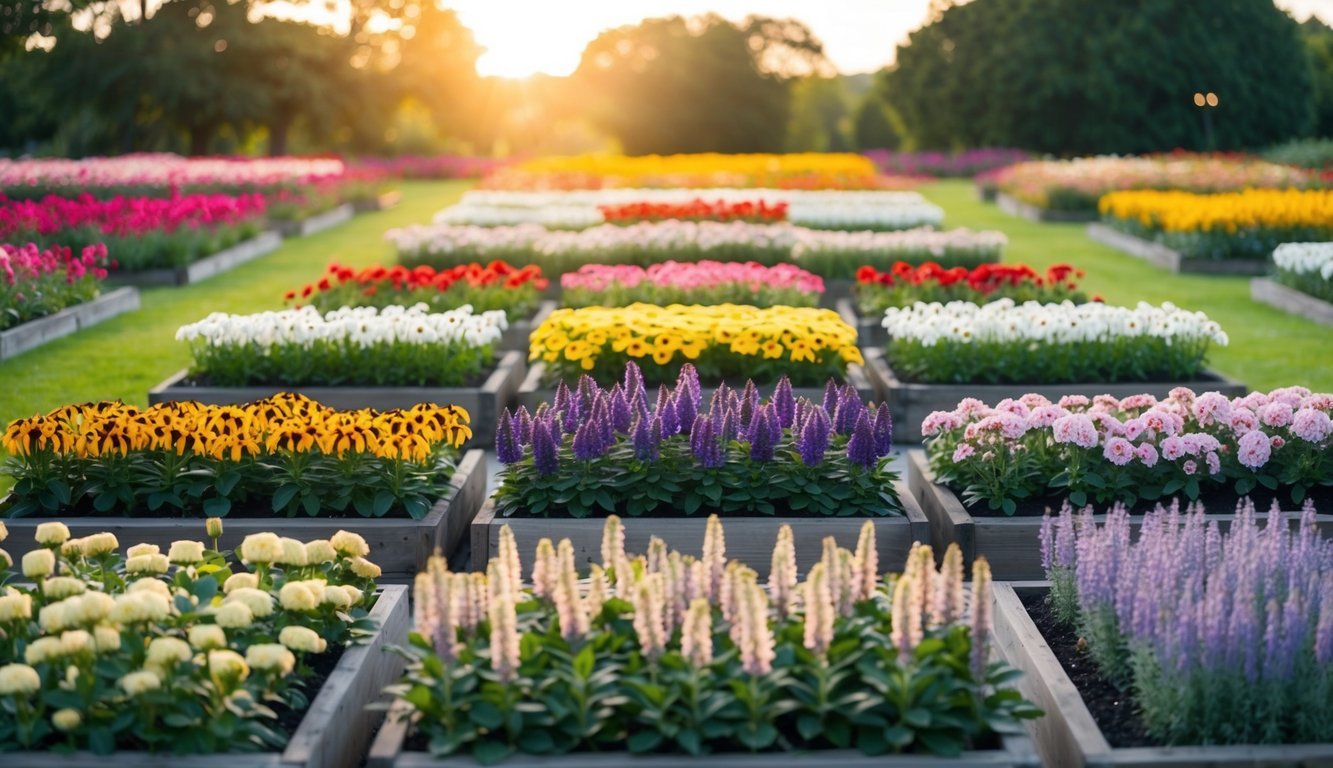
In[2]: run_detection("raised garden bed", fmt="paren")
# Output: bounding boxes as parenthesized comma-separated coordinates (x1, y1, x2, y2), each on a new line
(818, 278, 853, 309)
(863, 349, 1247, 444)
(834, 297, 886, 348)
(469, 480, 928, 577)
(5, 584, 410, 768)
(976, 184, 998, 203)
(516, 358, 877, 414)
(995, 193, 1095, 223)
(148, 350, 526, 449)
(0, 286, 139, 361)
(1086, 223, 1268, 275)
(108, 231, 282, 287)
(1250, 277, 1333, 326)
(271, 203, 355, 238)
(905, 450, 1333, 580)
(992, 582, 1333, 767)
(351, 190, 403, 214)
(499, 300, 556, 353)
(1, 449, 487, 583)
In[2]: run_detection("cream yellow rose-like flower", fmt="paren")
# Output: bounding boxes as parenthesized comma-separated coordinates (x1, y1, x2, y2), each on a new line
(109, 591, 171, 624)
(304, 540, 337, 564)
(82, 532, 119, 556)
(223, 572, 259, 594)
(22, 549, 55, 579)
(125, 553, 169, 575)
(42, 577, 86, 600)
(128, 578, 172, 599)
(119, 669, 161, 696)
(93, 626, 121, 653)
(168, 540, 206, 564)
(146, 637, 192, 668)
(39, 600, 73, 633)
(214, 601, 254, 629)
(205, 517, 224, 540)
(35, 522, 70, 546)
(59, 629, 93, 656)
(329, 530, 370, 558)
(77, 592, 116, 624)
(125, 543, 160, 559)
(188, 624, 227, 651)
(225, 587, 274, 619)
(0, 663, 41, 695)
(342, 585, 364, 605)
(52, 708, 82, 732)
(279, 625, 327, 653)
(0, 592, 33, 622)
(208, 649, 249, 687)
(279, 582, 319, 612)
(279, 538, 308, 567)
(246, 643, 296, 676)
(349, 557, 381, 579)
(24, 636, 63, 665)
(240, 533, 283, 565)
(322, 585, 353, 609)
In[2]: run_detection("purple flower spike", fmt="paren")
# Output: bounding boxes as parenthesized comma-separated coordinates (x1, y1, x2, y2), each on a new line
(659, 393, 681, 437)
(532, 419, 560, 476)
(632, 415, 660, 461)
(846, 411, 878, 469)
(496, 411, 523, 464)
(678, 364, 702, 405)
(609, 386, 632, 433)
(576, 375, 598, 414)
(572, 419, 604, 461)
(675, 388, 698, 434)
(739, 380, 759, 429)
(747, 404, 780, 462)
(515, 406, 534, 445)
(624, 362, 646, 406)
(772, 377, 796, 429)
(690, 414, 724, 468)
(593, 397, 614, 449)
(719, 404, 737, 443)
(834, 385, 866, 435)
(872, 405, 893, 456)
(797, 407, 830, 467)
(822, 379, 839, 416)
(709, 382, 732, 416)
(553, 380, 572, 417)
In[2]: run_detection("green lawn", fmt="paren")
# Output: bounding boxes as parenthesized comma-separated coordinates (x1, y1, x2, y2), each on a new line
(0, 180, 470, 427)
(922, 179, 1333, 393)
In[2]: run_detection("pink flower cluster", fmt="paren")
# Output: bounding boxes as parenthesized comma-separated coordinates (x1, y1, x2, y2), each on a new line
(0, 154, 344, 190)
(560, 260, 824, 294)
(0, 193, 267, 239)
(1, 242, 109, 287)
(924, 386, 1333, 511)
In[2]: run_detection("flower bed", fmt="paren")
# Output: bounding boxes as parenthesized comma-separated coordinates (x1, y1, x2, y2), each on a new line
(390, 221, 1002, 280)
(1251, 242, 1333, 326)
(991, 154, 1315, 215)
(0, 518, 409, 765)
(435, 189, 944, 231)
(528, 304, 862, 388)
(475, 152, 898, 190)
(349, 155, 506, 180)
(992, 501, 1333, 765)
(1, 242, 111, 331)
(599, 198, 788, 225)
(854, 262, 1087, 315)
(904, 386, 1333, 578)
(373, 514, 1040, 766)
(0, 193, 270, 274)
(864, 148, 1032, 178)
(1097, 189, 1333, 267)
(560, 261, 822, 308)
(0, 154, 346, 200)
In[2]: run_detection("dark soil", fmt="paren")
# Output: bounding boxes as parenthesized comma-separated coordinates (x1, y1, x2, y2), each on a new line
(271, 645, 345, 741)
(963, 484, 1333, 518)
(176, 368, 489, 389)
(1, 487, 449, 519)
(1018, 591, 1155, 748)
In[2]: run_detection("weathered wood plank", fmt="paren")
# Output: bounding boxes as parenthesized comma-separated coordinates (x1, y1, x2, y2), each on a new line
(835, 297, 887, 349)
(516, 359, 879, 413)
(499, 300, 556, 352)
(908, 450, 1333, 580)
(147, 350, 526, 449)
(351, 190, 403, 213)
(270, 203, 355, 238)
(1087, 223, 1268, 275)
(1250, 278, 1333, 327)
(865, 350, 1247, 443)
(1, 450, 486, 583)
(470, 480, 929, 576)
(996, 193, 1095, 223)
(0, 286, 141, 361)
(110, 232, 282, 287)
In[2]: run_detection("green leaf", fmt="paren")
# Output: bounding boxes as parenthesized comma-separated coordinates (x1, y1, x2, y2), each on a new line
(89, 726, 115, 755)
(517, 730, 555, 753)
(272, 484, 301, 512)
(470, 701, 503, 729)
(373, 490, 396, 517)
(203, 497, 231, 518)
(627, 729, 663, 753)
(796, 713, 822, 741)
(573, 645, 595, 679)
(903, 708, 932, 728)
(472, 740, 514, 765)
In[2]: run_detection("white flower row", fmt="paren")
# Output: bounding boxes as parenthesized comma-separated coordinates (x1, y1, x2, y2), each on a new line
(176, 304, 507, 350)
(881, 299, 1229, 347)
(387, 220, 1002, 260)
(0, 153, 345, 188)
(434, 189, 944, 230)
(1273, 242, 1333, 281)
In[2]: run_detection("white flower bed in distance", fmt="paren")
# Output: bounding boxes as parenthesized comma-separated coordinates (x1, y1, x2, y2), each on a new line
(177, 304, 507, 349)
(1273, 242, 1333, 281)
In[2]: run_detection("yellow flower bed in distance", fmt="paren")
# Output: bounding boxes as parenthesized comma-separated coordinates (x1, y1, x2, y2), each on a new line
(1100, 188, 1333, 234)
(529, 303, 863, 386)
(480, 153, 888, 190)
(2, 394, 471, 519)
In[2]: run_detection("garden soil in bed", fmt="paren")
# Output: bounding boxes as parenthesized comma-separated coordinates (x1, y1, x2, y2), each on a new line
(1017, 592, 1152, 749)
(171, 369, 491, 391)
(962, 484, 1333, 519)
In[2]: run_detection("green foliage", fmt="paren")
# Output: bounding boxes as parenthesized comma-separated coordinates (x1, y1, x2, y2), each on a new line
(886, 0, 1316, 154)
(786, 76, 852, 152)
(1263, 138, 1333, 169)
(852, 93, 901, 151)
(1303, 19, 1333, 138)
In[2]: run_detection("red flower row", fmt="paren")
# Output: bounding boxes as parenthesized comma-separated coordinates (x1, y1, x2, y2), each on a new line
(286, 260, 548, 301)
(598, 198, 788, 224)
(855, 261, 1085, 293)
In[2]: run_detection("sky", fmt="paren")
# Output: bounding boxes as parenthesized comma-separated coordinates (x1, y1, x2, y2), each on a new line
(448, 0, 1333, 78)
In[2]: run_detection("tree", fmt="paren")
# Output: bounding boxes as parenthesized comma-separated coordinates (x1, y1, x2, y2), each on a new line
(787, 76, 851, 151)
(571, 14, 824, 155)
(885, 0, 1316, 154)
(853, 93, 900, 150)
(1304, 19, 1333, 137)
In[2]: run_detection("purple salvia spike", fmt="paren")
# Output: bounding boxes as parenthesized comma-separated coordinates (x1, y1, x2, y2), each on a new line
(747, 404, 778, 462)
(659, 394, 681, 437)
(675, 388, 698, 434)
(846, 410, 877, 469)
(872, 404, 893, 456)
(631, 415, 659, 462)
(719, 404, 737, 444)
(678, 364, 701, 405)
(834, 385, 865, 435)
(821, 379, 838, 417)
(496, 410, 523, 464)
(609, 386, 632, 433)
(572, 419, 603, 461)
(532, 419, 559, 476)
(515, 406, 534, 445)
(772, 377, 795, 429)
(690, 413, 723, 469)
(739, 380, 759, 430)
(709, 382, 732, 416)
(594, 397, 614, 451)
(796, 409, 829, 466)
(624, 362, 646, 406)
(576, 375, 598, 414)
(553, 380, 572, 418)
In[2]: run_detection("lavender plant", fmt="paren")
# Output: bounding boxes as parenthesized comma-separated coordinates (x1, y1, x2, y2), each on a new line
(1040, 499, 1333, 745)
(388, 516, 1040, 762)
(493, 363, 901, 519)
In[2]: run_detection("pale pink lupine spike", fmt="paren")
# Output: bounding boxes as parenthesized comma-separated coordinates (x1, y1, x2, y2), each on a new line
(836, 549, 857, 616)
(554, 561, 589, 642)
(665, 551, 690, 628)
(601, 515, 625, 571)
(803, 562, 835, 657)
(413, 571, 435, 638)
(855, 520, 878, 600)
(488, 585, 521, 683)
(914, 544, 935, 623)
(935, 544, 966, 627)
(632, 572, 668, 659)
(646, 536, 669, 574)
(681, 597, 714, 668)
(890, 571, 916, 660)
(498, 525, 522, 595)
(738, 581, 775, 676)
(532, 538, 558, 600)
(769, 525, 798, 617)
(468, 572, 489, 628)
(970, 557, 993, 681)
(702, 515, 726, 602)
(585, 564, 608, 618)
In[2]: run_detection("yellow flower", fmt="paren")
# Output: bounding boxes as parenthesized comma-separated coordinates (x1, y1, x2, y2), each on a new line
(239, 533, 283, 564)
(279, 582, 320, 611)
(126, 543, 160, 559)
(208, 649, 249, 688)
(125, 554, 169, 575)
(0, 663, 41, 695)
(42, 577, 86, 600)
(22, 549, 55, 579)
(146, 637, 192, 669)
(205, 517, 224, 540)
(279, 626, 327, 654)
(349, 557, 381, 579)
(0, 592, 33, 622)
(329, 530, 370, 558)
(52, 708, 82, 732)
(168, 540, 206, 564)
(304, 540, 337, 563)
(35, 522, 70, 546)
(214, 601, 253, 629)
(246, 643, 296, 676)
(119, 669, 161, 696)
(224, 587, 274, 619)
(188, 624, 228, 651)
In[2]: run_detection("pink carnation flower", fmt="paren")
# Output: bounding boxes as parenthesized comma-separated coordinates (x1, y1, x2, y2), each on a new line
(1102, 437, 1135, 466)
(1052, 414, 1098, 449)
(1259, 402, 1294, 429)
(1290, 408, 1332, 443)
(1236, 430, 1272, 469)
(952, 443, 976, 463)
(1160, 436, 1186, 461)
(1136, 443, 1159, 467)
